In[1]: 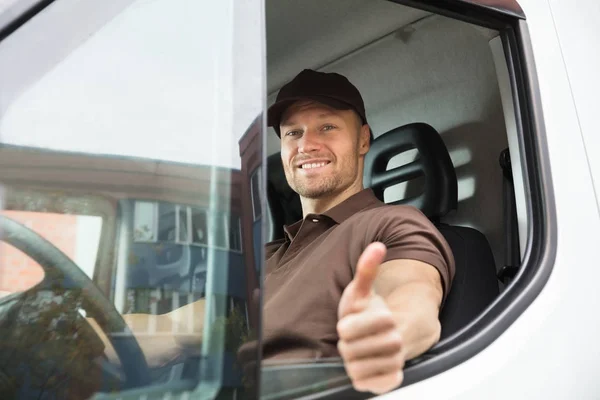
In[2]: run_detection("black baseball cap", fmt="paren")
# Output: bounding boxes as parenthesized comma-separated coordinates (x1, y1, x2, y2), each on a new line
(267, 69, 374, 143)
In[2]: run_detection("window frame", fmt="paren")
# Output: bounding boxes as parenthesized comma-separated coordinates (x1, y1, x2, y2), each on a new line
(250, 166, 263, 221)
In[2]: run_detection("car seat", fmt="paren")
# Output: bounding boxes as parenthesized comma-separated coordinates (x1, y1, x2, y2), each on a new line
(364, 122, 499, 338)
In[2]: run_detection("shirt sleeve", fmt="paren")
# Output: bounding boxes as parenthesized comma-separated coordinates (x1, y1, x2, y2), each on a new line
(368, 205, 456, 303)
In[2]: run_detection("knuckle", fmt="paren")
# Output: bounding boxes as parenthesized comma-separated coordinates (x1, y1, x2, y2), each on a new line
(337, 340, 348, 356)
(345, 362, 359, 378)
(378, 374, 403, 394)
(336, 320, 348, 338)
(387, 332, 403, 350)
(374, 308, 392, 320)
(397, 370, 405, 383)
(375, 310, 395, 327)
(393, 353, 406, 369)
(349, 361, 369, 380)
(394, 370, 405, 388)
(352, 381, 366, 392)
(351, 376, 372, 392)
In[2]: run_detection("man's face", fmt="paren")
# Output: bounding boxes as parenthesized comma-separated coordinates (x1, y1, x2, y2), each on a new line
(279, 100, 370, 199)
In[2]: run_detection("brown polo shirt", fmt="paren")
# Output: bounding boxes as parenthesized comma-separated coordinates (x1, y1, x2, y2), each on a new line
(262, 188, 455, 361)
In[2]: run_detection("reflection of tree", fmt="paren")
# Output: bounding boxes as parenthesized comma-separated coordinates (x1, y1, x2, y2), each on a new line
(0, 286, 110, 399)
(209, 303, 254, 353)
(207, 299, 257, 395)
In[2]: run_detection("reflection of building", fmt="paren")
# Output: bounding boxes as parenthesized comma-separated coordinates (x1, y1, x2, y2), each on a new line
(0, 134, 265, 391)
(121, 165, 248, 318)
(0, 211, 75, 294)
(0, 147, 253, 321)
(238, 116, 263, 330)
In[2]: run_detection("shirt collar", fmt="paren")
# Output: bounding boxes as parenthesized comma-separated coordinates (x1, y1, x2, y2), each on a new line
(282, 188, 382, 241)
(324, 188, 381, 223)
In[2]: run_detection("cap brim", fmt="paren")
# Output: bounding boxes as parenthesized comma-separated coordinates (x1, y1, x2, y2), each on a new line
(268, 95, 373, 143)
(267, 95, 353, 135)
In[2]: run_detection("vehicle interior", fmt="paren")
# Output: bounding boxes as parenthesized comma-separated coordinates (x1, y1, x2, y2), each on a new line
(0, 0, 531, 399)
(262, 0, 528, 396)
(265, 0, 524, 327)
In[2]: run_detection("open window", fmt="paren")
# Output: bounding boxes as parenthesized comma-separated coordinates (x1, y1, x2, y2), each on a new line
(262, 0, 554, 398)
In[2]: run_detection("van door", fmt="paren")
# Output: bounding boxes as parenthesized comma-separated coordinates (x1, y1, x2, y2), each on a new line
(0, 1, 265, 399)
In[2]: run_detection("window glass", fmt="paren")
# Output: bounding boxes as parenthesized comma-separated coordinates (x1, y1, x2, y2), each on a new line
(213, 212, 229, 249)
(192, 208, 208, 245)
(177, 206, 189, 243)
(0, 244, 45, 299)
(0, 229, 45, 298)
(133, 201, 157, 242)
(157, 203, 177, 242)
(0, 0, 263, 398)
(0, 0, 20, 14)
(0, 210, 103, 290)
(251, 167, 263, 221)
(229, 215, 242, 252)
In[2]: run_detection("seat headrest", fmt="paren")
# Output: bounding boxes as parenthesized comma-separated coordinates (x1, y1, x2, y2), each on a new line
(266, 152, 303, 240)
(363, 122, 457, 220)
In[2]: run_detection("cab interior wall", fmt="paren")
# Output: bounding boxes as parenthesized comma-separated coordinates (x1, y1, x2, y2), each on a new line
(266, 0, 509, 270)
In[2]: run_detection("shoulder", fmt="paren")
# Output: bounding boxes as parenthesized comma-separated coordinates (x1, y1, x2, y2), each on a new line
(351, 203, 455, 298)
(348, 203, 433, 231)
(340, 202, 447, 259)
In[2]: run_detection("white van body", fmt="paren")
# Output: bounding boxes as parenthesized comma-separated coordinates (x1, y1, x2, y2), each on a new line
(0, 0, 599, 399)
(381, 0, 600, 398)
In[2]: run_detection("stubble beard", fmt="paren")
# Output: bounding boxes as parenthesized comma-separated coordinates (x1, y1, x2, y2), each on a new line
(287, 158, 360, 200)
(292, 174, 343, 199)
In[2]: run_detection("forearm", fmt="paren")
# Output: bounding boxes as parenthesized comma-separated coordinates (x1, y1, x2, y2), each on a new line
(86, 299, 206, 366)
(164, 298, 206, 346)
(384, 282, 442, 360)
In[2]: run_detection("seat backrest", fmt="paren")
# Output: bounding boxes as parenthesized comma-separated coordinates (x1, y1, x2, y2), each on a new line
(266, 152, 302, 241)
(364, 122, 499, 338)
(363, 123, 457, 220)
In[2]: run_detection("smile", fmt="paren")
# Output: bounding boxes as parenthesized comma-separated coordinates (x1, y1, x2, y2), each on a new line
(300, 161, 330, 170)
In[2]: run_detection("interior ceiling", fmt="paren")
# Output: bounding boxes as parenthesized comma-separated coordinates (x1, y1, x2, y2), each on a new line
(264, 1, 506, 267)
(266, 0, 430, 94)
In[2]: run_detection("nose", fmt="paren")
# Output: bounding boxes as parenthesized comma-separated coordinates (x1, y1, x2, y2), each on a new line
(298, 129, 321, 154)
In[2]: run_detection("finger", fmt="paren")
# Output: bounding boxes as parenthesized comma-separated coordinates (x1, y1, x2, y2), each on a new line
(345, 354, 405, 387)
(337, 304, 395, 341)
(353, 242, 387, 299)
(352, 370, 404, 395)
(337, 329, 402, 361)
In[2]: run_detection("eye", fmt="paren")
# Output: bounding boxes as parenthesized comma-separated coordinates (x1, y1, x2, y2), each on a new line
(322, 124, 336, 131)
(284, 129, 302, 137)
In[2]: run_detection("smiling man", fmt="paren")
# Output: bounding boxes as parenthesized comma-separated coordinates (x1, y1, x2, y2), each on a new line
(262, 69, 456, 394)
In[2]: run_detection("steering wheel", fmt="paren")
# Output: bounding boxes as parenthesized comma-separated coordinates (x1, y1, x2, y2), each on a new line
(0, 214, 151, 389)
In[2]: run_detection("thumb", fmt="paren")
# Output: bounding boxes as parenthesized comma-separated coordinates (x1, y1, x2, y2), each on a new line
(352, 242, 387, 300)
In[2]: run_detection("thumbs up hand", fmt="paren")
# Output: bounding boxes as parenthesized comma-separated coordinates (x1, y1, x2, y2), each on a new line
(337, 242, 405, 394)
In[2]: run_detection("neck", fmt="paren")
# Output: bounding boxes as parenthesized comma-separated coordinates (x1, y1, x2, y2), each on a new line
(301, 182, 364, 217)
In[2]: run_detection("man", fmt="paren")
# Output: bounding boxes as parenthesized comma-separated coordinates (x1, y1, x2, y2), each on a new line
(100, 69, 454, 396)
(258, 69, 455, 394)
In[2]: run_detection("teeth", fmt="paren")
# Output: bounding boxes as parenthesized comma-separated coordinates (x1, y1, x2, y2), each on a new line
(302, 162, 328, 169)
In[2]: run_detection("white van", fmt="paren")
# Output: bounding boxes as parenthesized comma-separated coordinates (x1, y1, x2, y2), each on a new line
(0, 0, 598, 399)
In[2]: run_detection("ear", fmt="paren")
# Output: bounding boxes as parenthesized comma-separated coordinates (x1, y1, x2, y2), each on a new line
(359, 124, 371, 156)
